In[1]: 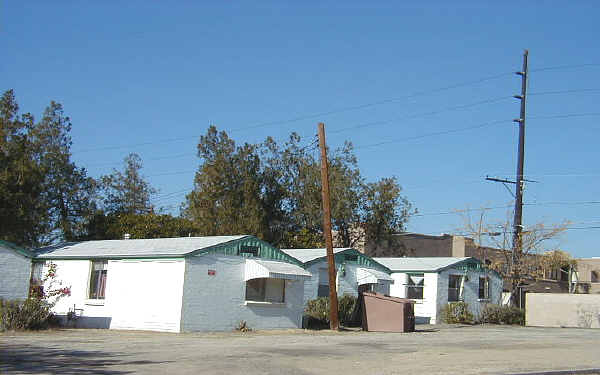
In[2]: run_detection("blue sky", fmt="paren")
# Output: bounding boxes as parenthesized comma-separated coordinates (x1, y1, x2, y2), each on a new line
(3, 2, 599, 257)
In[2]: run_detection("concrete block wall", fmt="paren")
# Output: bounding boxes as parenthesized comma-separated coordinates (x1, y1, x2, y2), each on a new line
(0, 247, 31, 300)
(526, 293, 600, 328)
(181, 254, 305, 332)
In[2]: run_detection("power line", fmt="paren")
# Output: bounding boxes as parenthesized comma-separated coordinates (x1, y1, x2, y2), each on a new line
(329, 96, 513, 135)
(411, 200, 600, 218)
(530, 63, 600, 73)
(72, 71, 515, 154)
(354, 119, 509, 150)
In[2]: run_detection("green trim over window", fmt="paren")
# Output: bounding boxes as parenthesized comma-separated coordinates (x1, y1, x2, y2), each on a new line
(0, 240, 34, 258)
(192, 236, 303, 266)
(304, 248, 391, 274)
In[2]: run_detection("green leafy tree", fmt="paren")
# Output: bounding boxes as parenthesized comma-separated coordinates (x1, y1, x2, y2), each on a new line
(0, 90, 96, 246)
(184, 126, 414, 249)
(101, 153, 157, 215)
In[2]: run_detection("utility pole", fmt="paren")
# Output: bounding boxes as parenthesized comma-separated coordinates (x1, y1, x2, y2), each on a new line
(512, 49, 529, 306)
(485, 50, 529, 307)
(317, 122, 339, 330)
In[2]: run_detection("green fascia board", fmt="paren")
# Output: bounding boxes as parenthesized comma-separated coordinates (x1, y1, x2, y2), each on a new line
(303, 248, 392, 274)
(0, 240, 34, 258)
(441, 258, 503, 279)
(191, 236, 304, 266)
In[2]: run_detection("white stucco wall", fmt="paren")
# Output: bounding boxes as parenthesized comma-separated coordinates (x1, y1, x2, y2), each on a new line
(0, 247, 31, 300)
(180, 254, 306, 332)
(302, 260, 391, 307)
(388, 272, 439, 323)
(45, 258, 186, 332)
(108, 259, 185, 332)
(44, 260, 113, 329)
(388, 268, 502, 324)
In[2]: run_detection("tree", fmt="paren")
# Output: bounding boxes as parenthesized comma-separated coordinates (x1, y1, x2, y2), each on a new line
(31, 101, 97, 243)
(361, 178, 414, 257)
(0, 90, 96, 246)
(0, 90, 46, 246)
(101, 153, 157, 215)
(456, 206, 570, 306)
(183, 126, 414, 249)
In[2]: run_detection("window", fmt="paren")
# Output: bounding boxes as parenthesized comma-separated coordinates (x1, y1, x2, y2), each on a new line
(448, 275, 463, 302)
(478, 277, 490, 300)
(239, 245, 259, 257)
(592, 271, 599, 283)
(30, 261, 45, 297)
(317, 268, 329, 297)
(245, 278, 285, 303)
(406, 274, 424, 299)
(31, 261, 45, 285)
(89, 260, 108, 299)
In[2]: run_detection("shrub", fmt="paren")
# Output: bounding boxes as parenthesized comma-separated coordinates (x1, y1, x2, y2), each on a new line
(441, 302, 474, 324)
(235, 320, 252, 332)
(479, 304, 525, 325)
(0, 298, 55, 331)
(305, 295, 358, 328)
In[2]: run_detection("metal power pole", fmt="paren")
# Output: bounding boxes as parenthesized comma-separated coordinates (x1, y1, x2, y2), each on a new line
(512, 50, 529, 305)
(318, 122, 339, 330)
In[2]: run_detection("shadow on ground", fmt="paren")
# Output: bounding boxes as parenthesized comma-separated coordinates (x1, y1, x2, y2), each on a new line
(0, 343, 171, 374)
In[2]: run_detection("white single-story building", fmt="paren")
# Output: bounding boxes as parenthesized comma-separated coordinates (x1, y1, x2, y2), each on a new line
(373, 257, 503, 324)
(31, 235, 311, 332)
(0, 240, 33, 301)
(281, 248, 394, 306)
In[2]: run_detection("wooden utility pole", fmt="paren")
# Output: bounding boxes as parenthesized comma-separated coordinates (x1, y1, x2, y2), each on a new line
(317, 122, 339, 330)
(511, 49, 529, 306)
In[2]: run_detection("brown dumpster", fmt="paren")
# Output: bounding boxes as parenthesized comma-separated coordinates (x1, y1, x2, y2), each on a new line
(361, 292, 415, 332)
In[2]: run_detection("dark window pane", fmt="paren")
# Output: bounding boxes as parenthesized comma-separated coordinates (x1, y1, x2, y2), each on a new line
(245, 278, 266, 301)
(407, 286, 423, 299)
(317, 284, 330, 298)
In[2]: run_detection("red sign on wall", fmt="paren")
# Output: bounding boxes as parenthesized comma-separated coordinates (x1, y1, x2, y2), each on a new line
(208, 269, 216, 276)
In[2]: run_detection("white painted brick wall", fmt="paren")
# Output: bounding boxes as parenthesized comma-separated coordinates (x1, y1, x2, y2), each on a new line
(302, 261, 391, 307)
(0, 247, 31, 300)
(181, 254, 305, 332)
(388, 269, 502, 324)
(437, 268, 503, 322)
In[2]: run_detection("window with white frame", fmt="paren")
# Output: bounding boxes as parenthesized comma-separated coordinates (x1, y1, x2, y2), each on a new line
(245, 278, 285, 303)
(448, 275, 463, 302)
(478, 276, 490, 300)
(89, 260, 108, 299)
(406, 273, 424, 299)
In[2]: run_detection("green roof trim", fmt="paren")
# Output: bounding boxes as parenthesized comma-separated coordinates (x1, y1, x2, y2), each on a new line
(0, 240, 34, 258)
(304, 248, 391, 274)
(192, 236, 304, 266)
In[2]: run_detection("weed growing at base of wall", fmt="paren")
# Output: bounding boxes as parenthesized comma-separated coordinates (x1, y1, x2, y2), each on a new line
(305, 295, 358, 328)
(441, 302, 475, 324)
(479, 304, 525, 325)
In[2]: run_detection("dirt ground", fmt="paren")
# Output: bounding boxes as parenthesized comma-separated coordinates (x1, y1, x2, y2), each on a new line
(1, 324, 599, 375)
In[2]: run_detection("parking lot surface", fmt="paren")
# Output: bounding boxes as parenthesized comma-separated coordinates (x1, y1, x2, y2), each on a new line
(1, 325, 599, 375)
